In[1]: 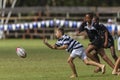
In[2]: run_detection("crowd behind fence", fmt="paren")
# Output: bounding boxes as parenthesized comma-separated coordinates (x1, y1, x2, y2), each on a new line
(0, 19, 120, 39)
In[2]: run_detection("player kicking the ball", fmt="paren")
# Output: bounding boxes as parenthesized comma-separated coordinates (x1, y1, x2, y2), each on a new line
(43, 28, 105, 78)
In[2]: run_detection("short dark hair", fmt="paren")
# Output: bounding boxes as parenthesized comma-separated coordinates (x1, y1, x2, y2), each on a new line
(93, 16, 99, 23)
(86, 13, 93, 19)
(94, 16, 99, 21)
(57, 27, 64, 35)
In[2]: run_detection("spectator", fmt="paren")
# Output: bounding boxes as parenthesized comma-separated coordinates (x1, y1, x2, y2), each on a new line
(106, 19, 117, 39)
(117, 35, 120, 51)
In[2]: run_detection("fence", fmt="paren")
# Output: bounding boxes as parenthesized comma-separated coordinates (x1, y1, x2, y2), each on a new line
(1, 6, 120, 39)
(0, 20, 79, 39)
(1, 6, 120, 23)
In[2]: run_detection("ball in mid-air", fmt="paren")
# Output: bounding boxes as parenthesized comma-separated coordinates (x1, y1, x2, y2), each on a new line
(16, 47, 27, 58)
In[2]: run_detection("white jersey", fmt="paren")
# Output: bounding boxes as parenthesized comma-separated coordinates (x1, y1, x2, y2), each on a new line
(118, 37, 120, 51)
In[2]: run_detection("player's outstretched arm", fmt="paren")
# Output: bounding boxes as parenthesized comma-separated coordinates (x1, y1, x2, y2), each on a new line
(76, 31, 86, 36)
(43, 38, 68, 50)
(43, 38, 56, 49)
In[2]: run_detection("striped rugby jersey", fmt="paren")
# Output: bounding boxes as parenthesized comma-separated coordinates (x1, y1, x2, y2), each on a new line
(55, 35, 83, 53)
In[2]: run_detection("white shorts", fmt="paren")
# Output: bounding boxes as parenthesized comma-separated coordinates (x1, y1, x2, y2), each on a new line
(118, 37, 120, 51)
(70, 47, 87, 60)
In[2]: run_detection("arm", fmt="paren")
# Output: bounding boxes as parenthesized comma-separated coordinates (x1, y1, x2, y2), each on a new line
(76, 22, 86, 36)
(43, 38, 68, 50)
(43, 38, 56, 49)
(98, 24, 108, 48)
(56, 45, 68, 50)
(101, 24, 109, 48)
(76, 29, 86, 36)
(104, 30, 108, 48)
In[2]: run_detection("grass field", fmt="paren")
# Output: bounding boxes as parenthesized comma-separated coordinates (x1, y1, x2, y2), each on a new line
(0, 39, 119, 80)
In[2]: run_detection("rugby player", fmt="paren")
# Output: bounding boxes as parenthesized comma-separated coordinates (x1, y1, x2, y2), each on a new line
(43, 28, 105, 78)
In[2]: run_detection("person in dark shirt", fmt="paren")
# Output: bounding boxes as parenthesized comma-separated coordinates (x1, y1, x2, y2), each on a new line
(91, 16, 118, 72)
(93, 16, 118, 61)
(76, 14, 114, 72)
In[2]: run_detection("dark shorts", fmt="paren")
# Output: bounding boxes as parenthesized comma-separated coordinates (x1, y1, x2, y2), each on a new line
(107, 37, 114, 48)
(101, 36, 114, 48)
(91, 38, 103, 49)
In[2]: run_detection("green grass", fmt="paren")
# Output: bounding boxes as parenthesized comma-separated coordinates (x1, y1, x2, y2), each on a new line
(0, 39, 119, 80)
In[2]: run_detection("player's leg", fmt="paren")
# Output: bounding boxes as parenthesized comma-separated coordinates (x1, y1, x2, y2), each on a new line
(92, 51, 101, 73)
(83, 58, 105, 74)
(112, 57, 120, 75)
(98, 48, 115, 69)
(108, 38, 118, 61)
(85, 44, 98, 61)
(79, 49, 105, 74)
(85, 44, 103, 73)
(92, 50, 100, 63)
(110, 46, 118, 61)
(67, 56, 78, 78)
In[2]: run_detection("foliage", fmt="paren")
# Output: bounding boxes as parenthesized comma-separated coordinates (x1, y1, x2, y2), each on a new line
(15, 0, 120, 7)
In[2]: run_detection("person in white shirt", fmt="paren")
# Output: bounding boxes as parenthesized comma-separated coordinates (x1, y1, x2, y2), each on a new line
(106, 19, 117, 38)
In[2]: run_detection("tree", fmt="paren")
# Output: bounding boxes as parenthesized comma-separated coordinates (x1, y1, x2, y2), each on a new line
(15, 0, 120, 7)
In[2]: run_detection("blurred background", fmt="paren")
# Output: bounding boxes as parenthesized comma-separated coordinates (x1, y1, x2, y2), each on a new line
(0, 0, 120, 39)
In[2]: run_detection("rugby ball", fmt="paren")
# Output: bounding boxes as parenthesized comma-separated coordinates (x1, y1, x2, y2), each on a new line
(16, 47, 27, 58)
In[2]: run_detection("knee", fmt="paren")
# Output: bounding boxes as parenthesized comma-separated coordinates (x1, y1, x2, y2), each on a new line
(67, 59, 73, 64)
(85, 51, 90, 57)
(84, 60, 90, 65)
(102, 55, 107, 60)
(85, 49, 89, 54)
(118, 57, 120, 61)
(85, 62, 89, 65)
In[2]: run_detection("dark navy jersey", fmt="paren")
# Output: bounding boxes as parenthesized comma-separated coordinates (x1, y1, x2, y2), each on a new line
(97, 24, 113, 41)
(55, 35, 83, 53)
(97, 24, 114, 48)
(79, 22, 101, 42)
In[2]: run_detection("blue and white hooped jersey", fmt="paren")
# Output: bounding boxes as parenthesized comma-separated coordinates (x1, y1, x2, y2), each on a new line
(55, 35, 83, 53)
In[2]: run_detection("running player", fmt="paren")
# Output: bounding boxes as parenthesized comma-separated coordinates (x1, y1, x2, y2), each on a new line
(92, 16, 118, 62)
(91, 16, 118, 72)
(76, 14, 114, 70)
(43, 28, 105, 78)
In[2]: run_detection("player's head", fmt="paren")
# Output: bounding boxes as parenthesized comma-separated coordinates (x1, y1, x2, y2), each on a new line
(55, 28, 64, 39)
(107, 19, 113, 24)
(85, 13, 93, 23)
(93, 16, 99, 24)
